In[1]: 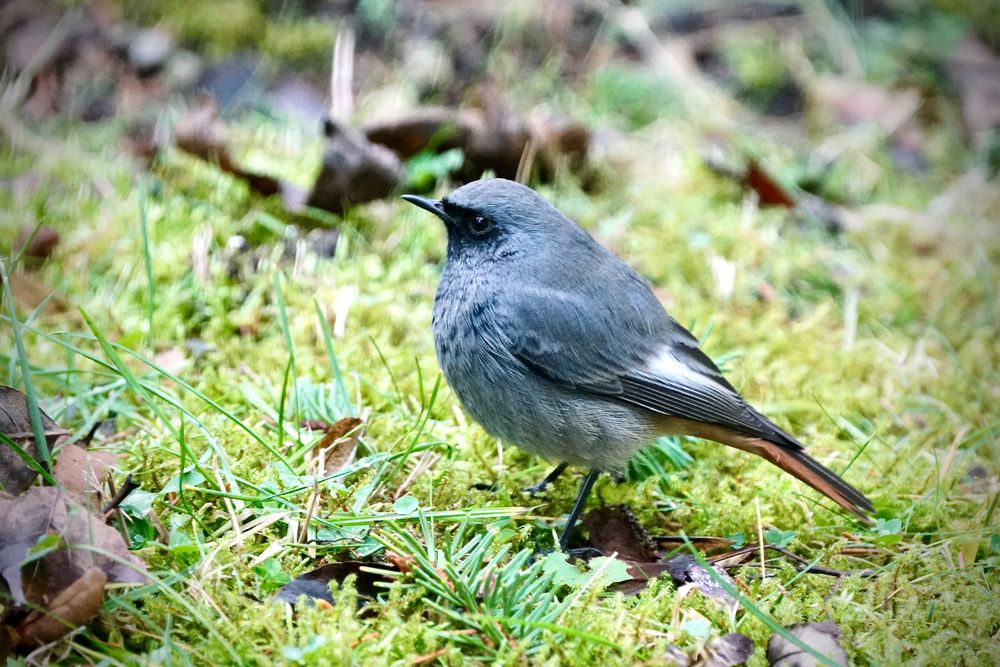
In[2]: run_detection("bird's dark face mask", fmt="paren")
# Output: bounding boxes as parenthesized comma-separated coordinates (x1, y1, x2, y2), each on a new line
(402, 194, 509, 258)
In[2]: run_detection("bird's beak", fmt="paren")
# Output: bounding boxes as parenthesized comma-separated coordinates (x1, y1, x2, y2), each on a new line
(401, 194, 454, 225)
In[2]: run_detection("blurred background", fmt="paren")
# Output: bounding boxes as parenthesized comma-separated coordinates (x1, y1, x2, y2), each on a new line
(3, 0, 998, 215)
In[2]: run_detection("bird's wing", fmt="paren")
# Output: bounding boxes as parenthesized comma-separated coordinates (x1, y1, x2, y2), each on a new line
(501, 284, 798, 447)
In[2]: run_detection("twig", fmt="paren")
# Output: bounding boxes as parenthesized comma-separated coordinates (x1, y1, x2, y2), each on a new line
(754, 497, 766, 580)
(712, 543, 878, 578)
(102, 473, 140, 515)
(211, 456, 243, 551)
(298, 474, 320, 543)
(515, 138, 538, 184)
(411, 648, 448, 665)
(330, 30, 355, 121)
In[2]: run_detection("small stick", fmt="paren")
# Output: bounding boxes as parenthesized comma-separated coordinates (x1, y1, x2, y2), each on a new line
(299, 474, 320, 544)
(713, 543, 878, 579)
(211, 457, 243, 551)
(754, 497, 766, 581)
(102, 474, 140, 515)
(393, 451, 441, 501)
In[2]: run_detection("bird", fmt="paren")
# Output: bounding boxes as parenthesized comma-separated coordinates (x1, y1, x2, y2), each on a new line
(402, 179, 873, 551)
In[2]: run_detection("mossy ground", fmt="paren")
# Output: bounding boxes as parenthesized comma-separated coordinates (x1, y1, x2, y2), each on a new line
(2, 2, 999, 665)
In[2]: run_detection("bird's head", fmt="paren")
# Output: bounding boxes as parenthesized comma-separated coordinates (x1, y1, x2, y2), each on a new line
(403, 178, 577, 262)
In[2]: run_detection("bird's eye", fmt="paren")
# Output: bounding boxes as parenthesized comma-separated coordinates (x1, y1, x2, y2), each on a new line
(470, 215, 493, 235)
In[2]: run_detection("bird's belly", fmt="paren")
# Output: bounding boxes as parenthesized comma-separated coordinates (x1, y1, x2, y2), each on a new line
(438, 343, 655, 471)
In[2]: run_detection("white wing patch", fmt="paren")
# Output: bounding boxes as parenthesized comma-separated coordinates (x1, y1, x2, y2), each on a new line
(645, 347, 713, 386)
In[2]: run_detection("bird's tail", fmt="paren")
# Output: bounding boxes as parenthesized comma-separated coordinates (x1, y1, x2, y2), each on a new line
(658, 417, 873, 520)
(739, 438, 874, 520)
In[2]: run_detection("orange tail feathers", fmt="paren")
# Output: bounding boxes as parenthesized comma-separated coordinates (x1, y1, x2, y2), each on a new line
(658, 417, 873, 520)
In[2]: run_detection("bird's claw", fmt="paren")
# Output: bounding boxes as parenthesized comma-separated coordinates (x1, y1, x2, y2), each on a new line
(522, 481, 551, 497)
(530, 546, 604, 563)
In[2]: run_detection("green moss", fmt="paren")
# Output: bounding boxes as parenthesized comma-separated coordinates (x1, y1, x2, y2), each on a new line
(261, 19, 336, 64)
(586, 65, 685, 129)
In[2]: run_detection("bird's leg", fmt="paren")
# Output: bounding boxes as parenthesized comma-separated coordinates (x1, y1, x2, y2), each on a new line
(523, 461, 569, 496)
(557, 469, 600, 551)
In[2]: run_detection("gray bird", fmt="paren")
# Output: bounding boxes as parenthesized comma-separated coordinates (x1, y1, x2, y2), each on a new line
(402, 179, 873, 550)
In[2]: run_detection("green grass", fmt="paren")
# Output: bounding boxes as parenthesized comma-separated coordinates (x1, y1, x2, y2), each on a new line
(2, 4, 1000, 665)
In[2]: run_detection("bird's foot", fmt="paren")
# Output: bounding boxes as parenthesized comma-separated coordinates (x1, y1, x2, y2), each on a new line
(530, 546, 604, 564)
(469, 482, 496, 492)
(522, 462, 569, 497)
(522, 480, 552, 497)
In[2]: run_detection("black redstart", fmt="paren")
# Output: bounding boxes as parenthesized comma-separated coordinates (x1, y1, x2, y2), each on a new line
(403, 179, 873, 550)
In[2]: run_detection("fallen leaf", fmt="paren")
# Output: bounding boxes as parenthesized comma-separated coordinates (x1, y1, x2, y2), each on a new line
(305, 119, 405, 215)
(363, 99, 589, 186)
(273, 561, 395, 606)
(308, 417, 363, 475)
(704, 632, 754, 666)
(15, 567, 106, 649)
(582, 505, 659, 561)
(0, 487, 146, 608)
(766, 621, 848, 667)
(527, 108, 590, 166)
(703, 151, 795, 208)
(363, 107, 476, 160)
(660, 3, 802, 34)
(0, 386, 69, 495)
(744, 159, 795, 207)
(3, 272, 68, 316)
(666, 644, 690, 666)
(15, 226, 59, 262)
(608, 560, 673, 596)
(665, 554, 739, 612)
(174, 94, 229, 164)
(52, 444, 120, 506)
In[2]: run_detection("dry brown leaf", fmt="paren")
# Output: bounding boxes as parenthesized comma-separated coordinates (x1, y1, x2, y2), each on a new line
(15, 567, 106, 649)
(0, 487, 146, 608)
(703, 632, 755, 666)
(52, 444, 119, 506)
(665, 554, 739, 612)
(582, 505, 659, 562)
(607, 561, 673, 596)
(362, 99, 588, 185)
(363, 107, 476, 159)
(767, 621, 847, 666)
(310, 417, 363, 475)
(15, 226, 59, 263)
(306, 119, 405, 215)
(1, 273, 68, 317)
(744, 159, 795, 207)
(274, 561, 395, 607)
(0, 386, 69, 495)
